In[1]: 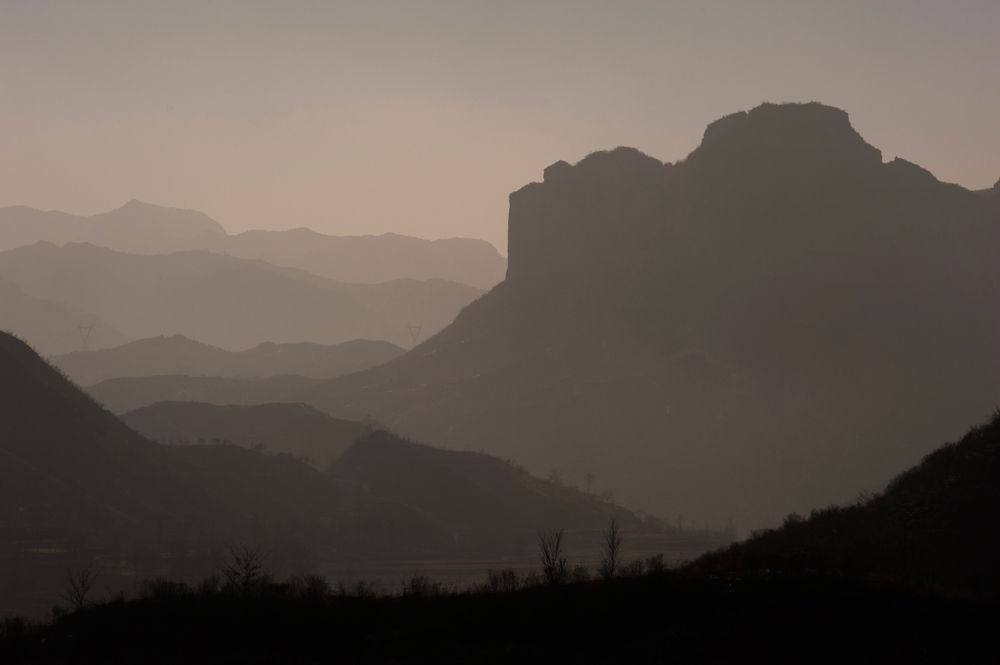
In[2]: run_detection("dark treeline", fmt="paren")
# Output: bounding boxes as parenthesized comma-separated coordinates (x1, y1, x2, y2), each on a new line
(695, 410, 1000, 590)
(1, 556, 994, 663)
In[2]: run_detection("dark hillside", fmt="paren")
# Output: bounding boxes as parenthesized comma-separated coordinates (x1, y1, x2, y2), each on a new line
(301, 102, 1000, 529)
(51, 335, 404, 386)
(123, 402, 369, 465)
(697, 410, 1000, 589)
(0, 332, 232, 538)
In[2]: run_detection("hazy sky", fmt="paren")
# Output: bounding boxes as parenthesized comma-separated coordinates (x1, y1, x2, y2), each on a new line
(2, 1, 998, 254)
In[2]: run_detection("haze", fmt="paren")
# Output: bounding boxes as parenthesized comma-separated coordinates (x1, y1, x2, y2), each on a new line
(3, 0, 999, 253)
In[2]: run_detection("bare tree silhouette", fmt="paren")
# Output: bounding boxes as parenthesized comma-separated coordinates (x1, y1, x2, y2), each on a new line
(538, 528, 568, 585)
(59, 563, 99, 612)
(221, 544, 268, 596)
(599, 518, 624, 581)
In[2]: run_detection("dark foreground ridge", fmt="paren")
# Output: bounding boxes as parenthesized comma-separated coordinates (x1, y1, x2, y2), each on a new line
(1, 568, 994, 664)
(4, 413, 998, 663)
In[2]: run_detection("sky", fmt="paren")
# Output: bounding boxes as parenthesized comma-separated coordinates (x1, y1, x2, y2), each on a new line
(2, 1, 998, 254)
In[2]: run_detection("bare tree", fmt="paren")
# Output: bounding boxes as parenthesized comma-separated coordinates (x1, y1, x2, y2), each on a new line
(538, 528, 568, 585)
(220, 544, 269, 596)
(584, 472, 596, 494)
(599, 517, 624, 581)
(547, 468, 564, 486)
(59, 563, 99, 612)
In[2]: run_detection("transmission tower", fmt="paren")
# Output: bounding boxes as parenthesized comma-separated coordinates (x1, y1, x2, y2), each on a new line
(407, 324, 423, 348)
(77, 326, 93, 352)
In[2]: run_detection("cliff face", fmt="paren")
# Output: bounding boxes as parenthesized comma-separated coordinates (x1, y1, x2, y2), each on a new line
(302, 102, 1000, 530)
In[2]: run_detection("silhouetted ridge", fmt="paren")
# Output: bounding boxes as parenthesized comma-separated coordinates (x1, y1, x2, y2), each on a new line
(301, 102, 1000, 529)
(687, 102, 882, 172)
(699, 410, 1000, 589)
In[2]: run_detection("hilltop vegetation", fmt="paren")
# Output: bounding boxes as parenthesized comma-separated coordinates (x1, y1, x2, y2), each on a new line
(697, 410, 1000, 589)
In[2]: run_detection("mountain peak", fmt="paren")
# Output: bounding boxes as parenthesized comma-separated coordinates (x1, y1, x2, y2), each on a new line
(685, 101, 882, 172)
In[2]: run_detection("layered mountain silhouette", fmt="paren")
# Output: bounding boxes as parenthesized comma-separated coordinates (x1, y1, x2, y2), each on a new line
(0, 200, 507, 289)
(0, 243, 482, 350)
(50, 335, 404, 386)
(0, 200, 225, 255)
(0, 278, 130, 355)
(0, 330, 651, 616)
(189, 228, 507, 290)
(87, 375, 319, 414)
(122, 402, 370, 466)
(299, 103, 1000, 530)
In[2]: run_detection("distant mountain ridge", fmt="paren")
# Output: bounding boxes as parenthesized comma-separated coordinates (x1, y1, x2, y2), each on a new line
(298, 102, 1000, 530)
(50, 335, 404, 386)
(0, 242, 482, 350)
(87, 374, 318, 414)
(121, 401, 369, 466)
(0, 200, 507, 289)
(0, 200, 225, 255)
(0, 278, 130, 355)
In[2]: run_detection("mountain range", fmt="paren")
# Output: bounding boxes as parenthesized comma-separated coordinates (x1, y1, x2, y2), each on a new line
(121, 401, 370, 466)
(0, 329, 653, 618)
(293, 102, 1000, 531)
(86, 375, 318, 414)
(0, 242, 482, 350)
(0, 200, 507, 289)
(50, 335, 404, 386)
(0, 278, 130, 355)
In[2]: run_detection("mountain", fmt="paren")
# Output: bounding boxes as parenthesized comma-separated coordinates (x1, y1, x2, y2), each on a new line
(328, 430, 639, 553)
(86, 375, 320, 414)
(0, 200, 225, 254)
(191, 228, 507, 290)
(298, 102, 1000, 530)
(0, 329, 657, 618)
(0, 278, 130, 355)
(122, 402, 370, 466)
(50, 335, 404, 386)
(698, 410, 1000, 590)
(0, 242, 483, 350)
(0, 201, 508, 289)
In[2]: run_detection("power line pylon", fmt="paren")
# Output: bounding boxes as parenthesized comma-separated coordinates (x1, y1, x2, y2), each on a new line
(78, 326, 93, 352)
(407, 325, 423, 349)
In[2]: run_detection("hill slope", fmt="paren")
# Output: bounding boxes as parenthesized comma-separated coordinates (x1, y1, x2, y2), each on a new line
(0, 243, 482, 349)
(50, 335, 404, 386)
(122, 402, 370, 466)
(300, 102, 1000, 530)
(698, 410, 1000, 589)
